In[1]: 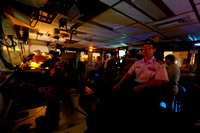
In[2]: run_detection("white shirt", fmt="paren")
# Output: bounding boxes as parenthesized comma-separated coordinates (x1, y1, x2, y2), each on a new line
(166, 64, 180, 85)
(104, 58, 110, 69)
(128, 57, 169, 83)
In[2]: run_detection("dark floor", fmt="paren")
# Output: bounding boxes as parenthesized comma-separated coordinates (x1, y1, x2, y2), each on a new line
(2, 73, 200, 133)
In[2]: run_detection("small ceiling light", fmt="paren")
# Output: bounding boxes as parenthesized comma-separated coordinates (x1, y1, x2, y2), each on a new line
(89, 46, 93, 52)
(89, 48, 93, 52)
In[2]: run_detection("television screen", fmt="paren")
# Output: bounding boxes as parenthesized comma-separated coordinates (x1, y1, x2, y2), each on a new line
(119, 49, 126, 57)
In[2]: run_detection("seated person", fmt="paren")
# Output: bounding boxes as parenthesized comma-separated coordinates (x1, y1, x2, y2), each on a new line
(41, 50, 60, 71)
(113, 39, 169, 113)
(113, 39, 168, 92)
(33, 50, 47, 63)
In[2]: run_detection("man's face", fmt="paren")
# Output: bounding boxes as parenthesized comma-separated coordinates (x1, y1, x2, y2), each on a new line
(142, 44, 155, 57)
(165, 59, 171, 65)
(111, 55, 115, 60)
(36, 50, 40, 55)
(127, 51, 131, 57)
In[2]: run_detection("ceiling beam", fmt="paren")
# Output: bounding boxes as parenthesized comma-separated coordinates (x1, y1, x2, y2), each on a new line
(111, 7, 168, 38)
(87, 20, 113, 31)
(151, 0, 175, 18)
(123, 0, 157, 21)
(189, 0, 200, 22)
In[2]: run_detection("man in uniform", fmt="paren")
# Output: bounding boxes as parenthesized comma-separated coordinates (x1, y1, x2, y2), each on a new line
(113, 39, 168, 92)
(112, 39, 169, 131)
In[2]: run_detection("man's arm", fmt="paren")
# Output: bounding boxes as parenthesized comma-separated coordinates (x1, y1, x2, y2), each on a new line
(112, 72, 132, 91)
(143, 79, 163, 87)
(113, 61, 136, 91)
(133, 79, 164, 92)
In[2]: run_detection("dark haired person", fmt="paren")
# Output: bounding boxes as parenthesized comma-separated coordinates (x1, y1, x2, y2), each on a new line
(165, 54, 181, 111)
(105, 52, 117, 87)
(41, 50, 60, 71)
(165, 54, 180, 87)
(154, 49, 165, 65)
(40, 50, 60, 85)
(122, 49, 138, 74)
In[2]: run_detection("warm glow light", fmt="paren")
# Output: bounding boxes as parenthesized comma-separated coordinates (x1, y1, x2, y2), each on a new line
(29, 62, 42, 68)
(3, 46, 7, 50)
(89, 48, 93, 52)
(89, 46, 93, 52)
(15, 48, 20, 51)
(42, 52, 46, 56)
(190, 53, 195, 65)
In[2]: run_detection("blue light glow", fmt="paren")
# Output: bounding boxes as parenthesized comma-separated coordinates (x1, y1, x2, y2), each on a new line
(188, 36, 193, 41)
(160, 101, 166, 108)
(188, 34, 197, 41)
(179, 86, 186, 92)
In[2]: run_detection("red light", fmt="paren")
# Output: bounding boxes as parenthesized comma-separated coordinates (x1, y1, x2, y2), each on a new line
(120, 47, 122, 50)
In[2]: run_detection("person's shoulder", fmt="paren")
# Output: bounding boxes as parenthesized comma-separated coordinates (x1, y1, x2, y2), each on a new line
(154, 60, 166, 68)
(130, 59, 143, 68)
(173, 63, 179, 67)
(135, 58, 143, 63)
(172, 64, 180, 70)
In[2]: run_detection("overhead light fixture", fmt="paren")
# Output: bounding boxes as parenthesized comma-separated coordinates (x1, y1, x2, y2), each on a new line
(89, 46, 93, 52)
(156, 18, 186, 27)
